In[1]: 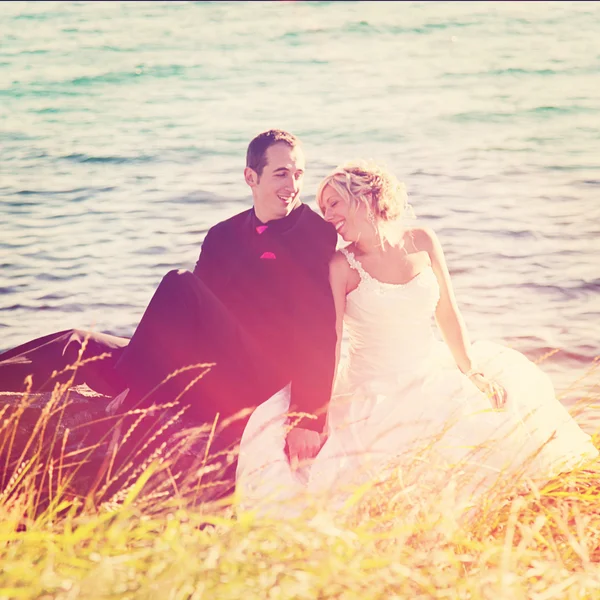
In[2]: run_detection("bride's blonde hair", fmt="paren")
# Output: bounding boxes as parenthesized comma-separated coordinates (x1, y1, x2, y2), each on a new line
(316, 160, 412, 244)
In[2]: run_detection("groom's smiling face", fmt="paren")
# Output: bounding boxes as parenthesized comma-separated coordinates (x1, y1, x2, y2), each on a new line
(245, 142, 305, 223)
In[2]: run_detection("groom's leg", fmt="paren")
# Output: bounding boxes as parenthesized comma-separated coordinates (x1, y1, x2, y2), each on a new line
(114, 269, 274, 428)
(0, 329, 129, 395)
(111, 269, 280, 500)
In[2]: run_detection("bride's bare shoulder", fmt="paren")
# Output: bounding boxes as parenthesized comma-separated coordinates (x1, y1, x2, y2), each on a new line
(329, 248, 357, 294)
(330, 247, 353, 271)
(403, 227, 440, 252)
(331, 245, 361, 279)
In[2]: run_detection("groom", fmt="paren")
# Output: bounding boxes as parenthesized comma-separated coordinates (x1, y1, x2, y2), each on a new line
(0, 129, 338, 473)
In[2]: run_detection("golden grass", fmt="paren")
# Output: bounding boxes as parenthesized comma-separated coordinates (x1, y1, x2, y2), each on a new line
(0, 351, 599, 600)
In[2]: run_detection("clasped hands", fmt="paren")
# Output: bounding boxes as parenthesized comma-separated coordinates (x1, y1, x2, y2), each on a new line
(285, 427, 326, 470)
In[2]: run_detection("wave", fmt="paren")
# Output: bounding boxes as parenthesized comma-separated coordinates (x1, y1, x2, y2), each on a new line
(449, 105, 596, 122)
(70, 64, 188, 86)
(62, 153, 155, 164)
(509, 280, 600, 298)
(1, 303, 84, 312)
(16, 187, 116, 196)
(506, 337, 598, 365)
(441, 66, 598, 79)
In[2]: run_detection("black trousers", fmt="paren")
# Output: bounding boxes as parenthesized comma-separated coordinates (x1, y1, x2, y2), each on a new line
(0, 271, 276, 498)
(114, 269, 276, 444)
(0, 328, 129, 395)
(113, 269, 281, 499)
(1, 270, 281, 487)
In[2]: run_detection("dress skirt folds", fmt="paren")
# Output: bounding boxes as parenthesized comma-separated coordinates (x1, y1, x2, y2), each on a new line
(236, 249, 598, 515)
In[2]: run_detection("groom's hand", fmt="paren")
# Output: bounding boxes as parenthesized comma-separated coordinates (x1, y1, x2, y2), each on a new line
(285, 427, 323, 469)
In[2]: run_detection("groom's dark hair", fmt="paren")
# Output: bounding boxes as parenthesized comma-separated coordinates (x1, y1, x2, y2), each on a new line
(246, 129, 301, 178)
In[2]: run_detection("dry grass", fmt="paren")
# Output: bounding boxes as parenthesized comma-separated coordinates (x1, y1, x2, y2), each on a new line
(0, 352, 599, 600)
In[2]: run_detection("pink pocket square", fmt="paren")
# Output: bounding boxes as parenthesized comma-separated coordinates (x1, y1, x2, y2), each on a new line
(260, 251, 276, 260)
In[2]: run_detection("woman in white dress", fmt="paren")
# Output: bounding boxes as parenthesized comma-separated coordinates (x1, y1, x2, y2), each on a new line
(236, 161, 598, 515)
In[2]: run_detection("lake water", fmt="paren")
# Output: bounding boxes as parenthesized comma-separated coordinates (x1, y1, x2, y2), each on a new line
(1, 1, 599, 418)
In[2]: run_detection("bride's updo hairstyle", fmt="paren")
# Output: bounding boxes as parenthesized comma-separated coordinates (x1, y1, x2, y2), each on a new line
(317, 160, 411, 245)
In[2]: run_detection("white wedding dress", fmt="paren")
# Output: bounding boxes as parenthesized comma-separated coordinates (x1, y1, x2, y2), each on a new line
(236, 248, 598, 514)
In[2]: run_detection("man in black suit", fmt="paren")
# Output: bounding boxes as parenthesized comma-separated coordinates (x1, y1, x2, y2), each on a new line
(0, 129, 338, 478)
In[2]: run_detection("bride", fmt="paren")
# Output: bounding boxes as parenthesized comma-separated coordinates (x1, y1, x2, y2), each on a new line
(235, 161, 598, 514)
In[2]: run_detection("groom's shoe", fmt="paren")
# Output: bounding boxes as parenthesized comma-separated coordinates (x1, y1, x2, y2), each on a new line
(105, 388, 129, 415)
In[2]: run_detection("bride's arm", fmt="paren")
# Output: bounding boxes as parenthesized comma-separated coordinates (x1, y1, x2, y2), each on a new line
(415, 227, 474, 374)
(328, 252, 349, 386)
(415, 228, 506, 408)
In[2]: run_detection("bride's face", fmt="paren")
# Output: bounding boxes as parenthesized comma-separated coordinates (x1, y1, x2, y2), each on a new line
(320, 183, 369, 242)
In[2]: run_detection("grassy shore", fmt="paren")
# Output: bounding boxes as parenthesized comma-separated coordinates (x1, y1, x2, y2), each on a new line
(0, 360, 599, 599)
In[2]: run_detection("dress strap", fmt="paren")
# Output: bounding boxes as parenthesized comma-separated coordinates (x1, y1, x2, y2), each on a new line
(340, 247, 369, 282)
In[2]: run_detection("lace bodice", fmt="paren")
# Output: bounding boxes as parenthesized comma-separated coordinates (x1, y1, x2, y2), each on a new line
(340, 247, 440, 380)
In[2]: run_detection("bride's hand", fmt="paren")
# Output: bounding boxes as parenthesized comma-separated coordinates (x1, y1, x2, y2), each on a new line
(468, 373, 507, 409)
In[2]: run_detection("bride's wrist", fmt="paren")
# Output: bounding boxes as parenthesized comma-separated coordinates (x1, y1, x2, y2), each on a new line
(462, 367, 484, 380)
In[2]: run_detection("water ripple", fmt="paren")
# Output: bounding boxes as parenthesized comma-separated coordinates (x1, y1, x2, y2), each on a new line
(1, 0, 598, 395)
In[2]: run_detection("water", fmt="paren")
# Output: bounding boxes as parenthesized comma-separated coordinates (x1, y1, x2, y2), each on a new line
(1, 1, 599, 410)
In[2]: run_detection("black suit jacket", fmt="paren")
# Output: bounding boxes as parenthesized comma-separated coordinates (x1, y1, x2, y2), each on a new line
(193, 203, 337, 432)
